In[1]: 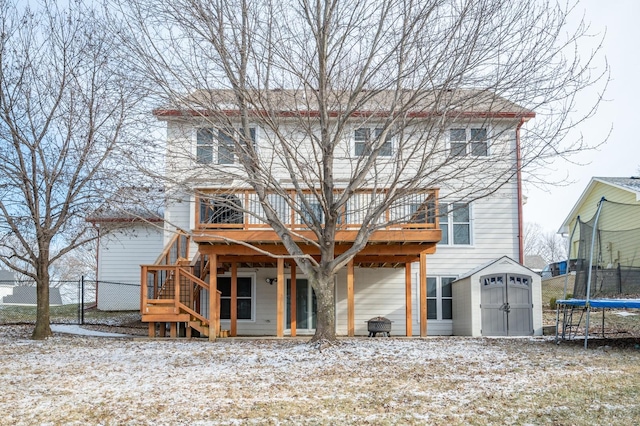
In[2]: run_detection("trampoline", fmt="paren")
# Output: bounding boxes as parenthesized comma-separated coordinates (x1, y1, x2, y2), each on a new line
(557, 299, 640, 309)
(555, 197, 640, 348)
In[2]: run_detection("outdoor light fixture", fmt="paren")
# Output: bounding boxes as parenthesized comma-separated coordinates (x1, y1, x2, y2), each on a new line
(265, 278, 276, 285)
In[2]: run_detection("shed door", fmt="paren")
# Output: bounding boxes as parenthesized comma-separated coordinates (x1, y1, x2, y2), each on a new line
(506, 274, 533, 335)
(480, 273, 533, 336)
(481, 274, 508, 336)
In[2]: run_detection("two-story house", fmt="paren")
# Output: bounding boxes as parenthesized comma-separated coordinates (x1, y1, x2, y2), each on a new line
(97, 89, 542, 339)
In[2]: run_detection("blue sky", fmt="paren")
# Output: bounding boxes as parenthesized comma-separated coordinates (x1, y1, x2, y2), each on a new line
(523, 0, 640, 233)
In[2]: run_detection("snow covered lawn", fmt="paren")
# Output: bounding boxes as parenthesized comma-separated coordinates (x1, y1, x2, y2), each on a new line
(1, 325, 639, 425)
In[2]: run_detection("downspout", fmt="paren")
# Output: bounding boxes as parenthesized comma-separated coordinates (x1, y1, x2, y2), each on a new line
(92, 222, 100, 308)
(516, 118, 525, 264)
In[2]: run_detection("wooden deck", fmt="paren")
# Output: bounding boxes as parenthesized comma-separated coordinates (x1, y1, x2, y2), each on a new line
(140, 188, 442, 339)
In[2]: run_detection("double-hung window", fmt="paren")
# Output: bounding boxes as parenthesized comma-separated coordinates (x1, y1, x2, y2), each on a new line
(354, 127, 392, 157)
(218, 276, 254, 320)
(217, 129, 235, 164)
(196, 127, 256, 164)
(196, 128, 215, 164)
(439, 202, 471, 245)
(449, 128, 488, 157)
(426, 276, 455, 320)
(218, 127, 257, 165)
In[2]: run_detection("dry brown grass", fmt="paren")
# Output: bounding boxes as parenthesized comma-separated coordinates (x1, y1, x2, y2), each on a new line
(1, 325, 639, 425)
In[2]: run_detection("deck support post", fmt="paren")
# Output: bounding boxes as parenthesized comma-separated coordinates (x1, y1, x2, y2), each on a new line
(231, 262, 237, 337)
(277, 258, 285, 337)
(347, 259, 356, 337)
(420, 252, 427, 337)
(405, 262, 413, 337)
(290, 263, 297, 337)
(209, 254, 217, 341)
(347, 260, 355, 336)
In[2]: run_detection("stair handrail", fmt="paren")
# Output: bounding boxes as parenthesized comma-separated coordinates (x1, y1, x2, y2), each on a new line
(175, 265, 221, 337)
(154, 230, 190, 265)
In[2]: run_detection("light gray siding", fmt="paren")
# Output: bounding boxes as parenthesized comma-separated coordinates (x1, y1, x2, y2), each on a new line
(97, 224, 163, 310)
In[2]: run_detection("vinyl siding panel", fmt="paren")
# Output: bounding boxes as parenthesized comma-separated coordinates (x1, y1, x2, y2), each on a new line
(428, 188, 519, 277)
(97, 224, 164, 310)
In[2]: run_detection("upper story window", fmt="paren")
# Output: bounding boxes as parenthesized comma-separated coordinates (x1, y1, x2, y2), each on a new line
(439, 202, 471, 245)
(197, 127, 256, 165)
(196, 128, 214, 164)
(449, 128, 488, 157)
(354, 127, 392, 157)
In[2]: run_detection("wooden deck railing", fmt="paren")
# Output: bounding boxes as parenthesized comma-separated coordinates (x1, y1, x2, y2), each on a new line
(153, 231, 190, 265)
(141, 231, 221, 339)
(140, 264, 220, 336)
(195, 188, 439, 231)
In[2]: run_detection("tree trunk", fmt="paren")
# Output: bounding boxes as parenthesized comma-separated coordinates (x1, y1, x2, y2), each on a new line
(309, 274, 336, 343)
(32, 261, 53, 340)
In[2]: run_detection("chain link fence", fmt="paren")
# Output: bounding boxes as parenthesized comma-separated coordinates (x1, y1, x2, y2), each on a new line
(0, 278, 142, 327)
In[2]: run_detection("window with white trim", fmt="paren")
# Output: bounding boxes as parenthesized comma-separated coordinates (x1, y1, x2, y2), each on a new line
(354, 127, 392, 157)
(218, 276, 254, 320)
(427, 276, 455, 320)
(449, 128, 488, 157)
(196, 127, 256, 164)
(196, 128, 214, 164)
(439, 202, 471, 245)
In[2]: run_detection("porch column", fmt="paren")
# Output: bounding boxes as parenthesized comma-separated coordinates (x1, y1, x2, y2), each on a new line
(209, 254, 217, 341)
(290, 262, 297, 337)
(230, 262, 237, 337)
(276, 258, 284, 337)
(405, 262, 412, 337)
(347, 259, 355, 336)
(419, 252, 427, 337)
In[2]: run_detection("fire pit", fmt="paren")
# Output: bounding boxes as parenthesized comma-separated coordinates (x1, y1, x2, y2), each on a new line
(366, 316, 392, 337)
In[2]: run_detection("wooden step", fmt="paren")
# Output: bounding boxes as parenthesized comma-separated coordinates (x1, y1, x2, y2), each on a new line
(142, 313, 191, 322)
(144, 305, 179, 315)
(146, 299, 175, 304)
(188, 320, 210, 337)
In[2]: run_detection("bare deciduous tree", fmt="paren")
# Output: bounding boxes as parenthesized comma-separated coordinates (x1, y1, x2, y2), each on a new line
(0, 1, 143, 339)
(115, 0, 606, 341)
(524, 222, 568, 264)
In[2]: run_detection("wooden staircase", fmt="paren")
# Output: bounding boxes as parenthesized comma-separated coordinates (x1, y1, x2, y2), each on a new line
(140, 232, 221, 340)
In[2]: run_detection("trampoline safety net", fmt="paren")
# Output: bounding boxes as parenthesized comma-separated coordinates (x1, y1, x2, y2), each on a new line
(573, 199, 640, 299)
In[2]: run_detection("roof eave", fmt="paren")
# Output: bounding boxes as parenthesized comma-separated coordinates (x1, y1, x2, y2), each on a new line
(153, 108, 535, 120)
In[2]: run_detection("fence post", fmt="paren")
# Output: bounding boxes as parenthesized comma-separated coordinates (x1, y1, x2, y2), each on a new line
(80, 276, 85, 325)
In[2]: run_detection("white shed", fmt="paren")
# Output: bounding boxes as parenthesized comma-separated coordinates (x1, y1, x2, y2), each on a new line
(452, 256, 542, 337)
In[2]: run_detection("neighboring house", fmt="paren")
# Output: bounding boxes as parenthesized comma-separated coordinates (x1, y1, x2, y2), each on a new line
(559, 176, 640, 240)
(0, 270, 16, 304)
(558, 176, 640, 299)
(87, 189, 165, 311)
(0, 270, 65, 307)
(524, 255, 547, 275)
(2, 285, 63, 306)
(104, 89, 540, 338)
